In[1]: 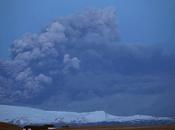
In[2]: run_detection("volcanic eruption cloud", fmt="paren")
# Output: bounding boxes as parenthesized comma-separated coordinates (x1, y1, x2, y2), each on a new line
(0, 8, 175, 116)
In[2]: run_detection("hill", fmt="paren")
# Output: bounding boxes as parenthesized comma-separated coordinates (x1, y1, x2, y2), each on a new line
(0, 104, 174, 126)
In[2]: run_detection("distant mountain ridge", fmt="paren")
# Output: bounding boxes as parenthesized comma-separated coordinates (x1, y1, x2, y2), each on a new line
(0, 105, 174, 126)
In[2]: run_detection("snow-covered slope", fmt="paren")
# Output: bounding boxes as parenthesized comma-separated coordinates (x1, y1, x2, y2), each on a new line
(0, 105, 174, 125)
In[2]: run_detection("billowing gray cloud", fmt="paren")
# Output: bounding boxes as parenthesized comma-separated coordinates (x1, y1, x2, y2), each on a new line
(63, 54, 80, 73)
(0, 7, 175, 116)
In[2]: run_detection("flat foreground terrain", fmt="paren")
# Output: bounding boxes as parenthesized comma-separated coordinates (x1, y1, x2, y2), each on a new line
(59, 125, 175, 130)
(0, 122, 22, 130)
(1, 122, 175, 130)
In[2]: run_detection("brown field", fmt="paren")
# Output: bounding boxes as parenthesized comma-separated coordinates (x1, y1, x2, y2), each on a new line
(0, 122, 22, 130)
(1, 122, 175, 130)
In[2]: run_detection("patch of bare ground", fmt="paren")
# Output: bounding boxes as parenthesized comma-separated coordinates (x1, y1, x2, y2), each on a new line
(58, 125, 175, 130)
(1, 122, 175, 130)
(0, 122, 22, 130)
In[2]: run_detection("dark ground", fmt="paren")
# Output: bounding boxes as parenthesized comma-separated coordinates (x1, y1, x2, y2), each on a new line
(1, 122, 175, 130)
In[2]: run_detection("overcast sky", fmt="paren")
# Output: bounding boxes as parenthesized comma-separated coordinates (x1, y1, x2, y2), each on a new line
(1, 0, 175, 58)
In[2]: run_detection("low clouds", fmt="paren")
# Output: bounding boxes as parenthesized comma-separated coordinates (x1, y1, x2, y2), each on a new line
(0, 8, 175, 116)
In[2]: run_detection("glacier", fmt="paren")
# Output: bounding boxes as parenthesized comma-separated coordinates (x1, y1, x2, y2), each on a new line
(0, 105, 174, 126)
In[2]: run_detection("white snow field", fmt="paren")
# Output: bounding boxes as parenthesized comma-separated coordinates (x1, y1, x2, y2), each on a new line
(0, 105, 174, 125)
